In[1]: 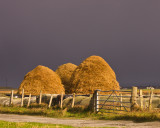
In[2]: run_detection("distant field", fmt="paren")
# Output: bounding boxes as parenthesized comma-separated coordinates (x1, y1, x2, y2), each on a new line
(121, 89, 160, 95)
(141, 89, 160, 95)
(0, 89, 17, 94)
(0, 88, 160, 95)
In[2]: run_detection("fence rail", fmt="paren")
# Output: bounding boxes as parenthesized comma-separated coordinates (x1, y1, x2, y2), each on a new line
(1, 87, 160, 113)
(92, 88, 135, 113)
(92, 87, 160, 113)
(4, 88, 82, 108)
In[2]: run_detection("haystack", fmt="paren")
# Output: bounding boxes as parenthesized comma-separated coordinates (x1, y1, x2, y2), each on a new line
(17, 65, 65, 95)
(56, 63, 77, 94)
(69, 55, 120, 94)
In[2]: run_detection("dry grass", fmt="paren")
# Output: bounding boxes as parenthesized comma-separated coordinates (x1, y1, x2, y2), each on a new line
(17, 65, 65, 95)
(0, 105, 160, 122)
(0, 90, 17, 94)
(69, 55, 120, 94)
(56, 63, 77, 94)
(142, 89, 160, 95)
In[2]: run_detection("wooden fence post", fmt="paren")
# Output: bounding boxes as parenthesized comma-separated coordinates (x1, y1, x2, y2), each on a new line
(27, 93, 31, 107)
(120, 93, 122, 110)
(71, 93, 75, 108)
(48, 94, 53, 108)
(131, 86, 137, 111)
(139, 89, 143, 109)
(60, 93, 63, 109)
(148, 89, 153, 110)
(94, 90, 100, 113)
(21, 88, 24, 107)
(143, 98, 146, 109)
(39, 90, 42, 105)
(93, 91, 96, 113)
(10, 90, 14, 106)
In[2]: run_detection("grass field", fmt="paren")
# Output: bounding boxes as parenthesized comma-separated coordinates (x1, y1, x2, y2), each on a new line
(0, 120, 74, 128)
(0, 121, 117, 128)
(0, 88, 160, 123)
(0, 120, 117, 128)
(0, 105, 160, 122)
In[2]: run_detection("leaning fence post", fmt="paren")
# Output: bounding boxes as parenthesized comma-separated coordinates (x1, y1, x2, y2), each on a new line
(27, 93, 31, 107)
(71, 93, 75, 108)
(148, 89, 153, 110)
(139, 89, 143, 109)
(21, 88, 24, 107)
(39, 90, 42, 105)
(48, 94, 53, 108)
(131, 86, 137, 111)
(120, 93, 122, 110)
(95, 89, 100, 113)
(10, 90, 14, 106)
(60, 93, 63, 109)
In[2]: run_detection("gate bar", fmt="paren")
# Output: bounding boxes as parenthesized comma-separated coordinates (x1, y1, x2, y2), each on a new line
(97, 95, 131, 98)
(97, 104, 130, 108)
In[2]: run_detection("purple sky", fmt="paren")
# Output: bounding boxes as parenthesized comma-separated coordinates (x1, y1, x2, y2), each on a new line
(0, 0, 160, 88)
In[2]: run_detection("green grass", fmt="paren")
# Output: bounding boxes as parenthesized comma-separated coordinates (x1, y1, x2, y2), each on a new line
(0, 120, 73, 128)
(98, 111, 160, 122)
(0, 104, 160, 122)
(0, 120, 117, 128)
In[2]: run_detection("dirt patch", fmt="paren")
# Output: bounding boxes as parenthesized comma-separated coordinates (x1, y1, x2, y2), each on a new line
(0, 114, 160, 128)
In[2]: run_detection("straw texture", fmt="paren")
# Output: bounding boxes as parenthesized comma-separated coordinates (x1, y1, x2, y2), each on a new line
(56, 63, 77, 94)
(17, 65, 65, 95)
(69, 56, 120, 94)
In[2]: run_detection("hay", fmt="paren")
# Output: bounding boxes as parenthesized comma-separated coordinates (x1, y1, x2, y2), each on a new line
(17, 65, 65, 95)
(69, 55, 120, 94)
(56, 63, 77, 94)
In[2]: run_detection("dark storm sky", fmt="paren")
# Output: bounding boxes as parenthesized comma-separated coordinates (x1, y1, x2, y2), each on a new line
(0, 0, 160, 88)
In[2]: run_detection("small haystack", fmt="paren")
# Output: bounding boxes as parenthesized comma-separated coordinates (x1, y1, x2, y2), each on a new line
(56, 63, 77, 94)
(69, 55, 120, 94)
(17, 65, 65, 95)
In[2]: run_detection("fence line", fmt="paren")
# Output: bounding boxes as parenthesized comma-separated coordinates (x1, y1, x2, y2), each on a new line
(1, 87, 160, 112)
(93, 87, 160, 113)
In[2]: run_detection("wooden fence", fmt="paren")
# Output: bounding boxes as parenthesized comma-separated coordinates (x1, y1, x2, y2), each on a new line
(4, 87, 160, 112)
(9, 89, 82, 108)
(92, 87, 136, 113)
(138, 89, 160, 110)
(93, 87, 160, 113)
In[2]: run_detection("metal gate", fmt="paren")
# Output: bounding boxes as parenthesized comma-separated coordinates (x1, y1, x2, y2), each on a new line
(94, 89, 132, 113)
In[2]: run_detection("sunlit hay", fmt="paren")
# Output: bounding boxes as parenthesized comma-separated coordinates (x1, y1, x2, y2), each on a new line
(56, 63, 77, 94)
(17, 65, 65, 95)
(69, 55, 120, 94)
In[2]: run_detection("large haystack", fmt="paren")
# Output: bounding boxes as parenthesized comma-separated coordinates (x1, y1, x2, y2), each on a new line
(69, 56, 120, 94)
(18, 65, 65, 95)
(56, 63, 77, 94)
